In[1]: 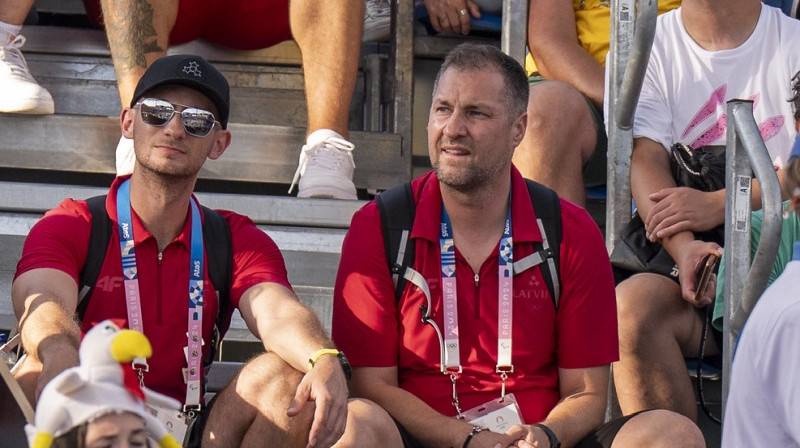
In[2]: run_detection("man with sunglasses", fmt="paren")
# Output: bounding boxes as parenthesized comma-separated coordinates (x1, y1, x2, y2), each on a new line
(332, 44, 704, 448)
(11, 54, 399, 448)
(80, 0, 365, 200)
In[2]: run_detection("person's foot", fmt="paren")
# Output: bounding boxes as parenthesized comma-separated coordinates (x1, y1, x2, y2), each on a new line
(0, 34, 54, 114)
(363, 0, 391, 42)
(289, 130, 357, 200)
(115, 135, 135, 175)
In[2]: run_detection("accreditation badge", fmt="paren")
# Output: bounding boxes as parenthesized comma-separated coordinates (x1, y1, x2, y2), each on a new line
(146, 403, 190, 443)
(461, 393, 523, 433)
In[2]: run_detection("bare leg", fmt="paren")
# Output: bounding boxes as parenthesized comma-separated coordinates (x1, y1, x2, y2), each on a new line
(513, 80, 596, 206)
(99, 0, 177, 107)
(289, 0, 364, 139)
(0, 0, 37, 25)
(611, 409, 705, 447)
(614, 274, 720, 421)
(203, 352, 403, 448)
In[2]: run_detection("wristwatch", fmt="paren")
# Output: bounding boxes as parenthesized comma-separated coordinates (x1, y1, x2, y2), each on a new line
(534, 423, 561, 448)
(309, 349, 352, 381)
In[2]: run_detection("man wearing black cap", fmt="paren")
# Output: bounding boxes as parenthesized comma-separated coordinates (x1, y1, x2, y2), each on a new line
(11, 54, 402, 448)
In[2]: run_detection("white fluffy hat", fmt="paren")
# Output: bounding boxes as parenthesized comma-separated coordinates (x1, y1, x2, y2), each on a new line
(25, 320, 183, 448)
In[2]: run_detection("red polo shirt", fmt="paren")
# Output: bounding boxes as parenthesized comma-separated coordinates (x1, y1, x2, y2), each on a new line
(333, 168, 618, 423)
(16, 176, 291, 403)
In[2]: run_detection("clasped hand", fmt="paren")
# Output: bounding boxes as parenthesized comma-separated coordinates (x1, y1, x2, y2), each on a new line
(287, 356, 349, 448)
(644, 187, 724, 242)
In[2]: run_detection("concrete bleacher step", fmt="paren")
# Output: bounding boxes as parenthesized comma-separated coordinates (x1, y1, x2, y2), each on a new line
(0, 182, 361, 339)
(11, 26, 410, 191)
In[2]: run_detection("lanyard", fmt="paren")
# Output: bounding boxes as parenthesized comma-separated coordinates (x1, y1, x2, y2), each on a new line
(437, 198, 514, 414)
(116, 179, 205, 412)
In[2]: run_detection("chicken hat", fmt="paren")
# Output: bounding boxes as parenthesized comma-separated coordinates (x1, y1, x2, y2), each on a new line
(25, 320, 183, 448)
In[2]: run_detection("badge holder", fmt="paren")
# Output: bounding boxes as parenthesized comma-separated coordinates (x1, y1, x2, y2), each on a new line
(460, 393, 523, 433)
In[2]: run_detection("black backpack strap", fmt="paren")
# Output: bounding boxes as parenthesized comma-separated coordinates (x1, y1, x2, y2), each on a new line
(376, 182, 416, 303)
(77, 195, 112, 320)
(513, 180, 562, 310)
(200, 206, 232, 361)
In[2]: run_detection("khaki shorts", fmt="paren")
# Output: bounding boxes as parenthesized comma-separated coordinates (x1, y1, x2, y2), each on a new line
(529, 73, 608, 187)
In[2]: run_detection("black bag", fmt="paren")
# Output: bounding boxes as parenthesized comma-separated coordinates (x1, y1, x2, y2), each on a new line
(610, 144, 726, 283)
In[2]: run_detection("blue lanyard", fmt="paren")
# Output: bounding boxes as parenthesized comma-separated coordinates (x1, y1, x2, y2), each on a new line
(116, 179, 205, 410)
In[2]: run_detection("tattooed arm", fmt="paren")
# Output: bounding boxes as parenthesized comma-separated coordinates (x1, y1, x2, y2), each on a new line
(100, 0, 177, 106)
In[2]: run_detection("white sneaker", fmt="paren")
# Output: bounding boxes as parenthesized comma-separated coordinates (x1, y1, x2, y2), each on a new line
(115, 135, 135, 175)
(0, 34, 54, 114)
(363, 0, 391, 42)
(289, 131, 357, 200)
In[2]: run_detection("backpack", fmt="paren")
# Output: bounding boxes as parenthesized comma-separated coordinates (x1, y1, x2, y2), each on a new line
(76, 195, 233, 359)
(376, 179, 562, 310)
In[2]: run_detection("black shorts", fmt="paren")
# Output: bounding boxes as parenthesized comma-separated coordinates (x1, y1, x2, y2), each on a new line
(394, 411, 652, 448)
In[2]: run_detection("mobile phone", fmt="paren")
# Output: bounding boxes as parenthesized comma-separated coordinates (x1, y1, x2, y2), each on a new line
(695, 254, 719, 301)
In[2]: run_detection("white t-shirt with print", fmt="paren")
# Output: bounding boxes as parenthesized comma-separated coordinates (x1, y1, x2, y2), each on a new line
(633, 4, 800, 167)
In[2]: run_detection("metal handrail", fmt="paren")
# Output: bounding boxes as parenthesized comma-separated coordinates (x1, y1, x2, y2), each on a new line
(501, 0, 528, 67)
(606, 0, 658, 253)
(721, 99, 783, 417)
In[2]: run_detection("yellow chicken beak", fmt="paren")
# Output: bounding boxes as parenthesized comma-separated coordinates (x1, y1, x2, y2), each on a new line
(110, 329, 152, 363)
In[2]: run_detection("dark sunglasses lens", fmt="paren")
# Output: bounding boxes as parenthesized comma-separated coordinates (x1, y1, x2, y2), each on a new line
(139, 100, 174, 126)
(181, 109, 216, 137)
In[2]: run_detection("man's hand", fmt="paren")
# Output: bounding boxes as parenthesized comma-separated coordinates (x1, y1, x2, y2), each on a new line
(644, 188, 725, 242)
(676, 240, 723, 307)
(460, 428, 519, 448)
(423, 0, 481, 35)
(287, 355, 349, 448)
(506, 424, 549, 447)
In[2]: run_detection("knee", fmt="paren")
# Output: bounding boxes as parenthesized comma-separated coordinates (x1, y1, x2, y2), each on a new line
(336, 399, 403, 447)
(616, 276, 679, 343)
(231, 352, 302, 404)
(526, 81, 594, 145)
(614, 410, 705, 448)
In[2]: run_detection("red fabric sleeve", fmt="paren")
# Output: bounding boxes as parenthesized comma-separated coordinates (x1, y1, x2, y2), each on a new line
(222, 211, 292, 309)
(555, 200, 619, 368)
(15, 199, 91, 284)
(332, 202, 401, 367)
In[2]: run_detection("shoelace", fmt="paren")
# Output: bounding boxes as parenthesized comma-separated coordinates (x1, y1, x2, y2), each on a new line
(288, 136, 355, 194)
(0, 35, 35, 81)
(365, 0, 389, 18)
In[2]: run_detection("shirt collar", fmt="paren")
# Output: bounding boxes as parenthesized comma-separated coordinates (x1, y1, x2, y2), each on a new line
(411, 166, 543, 245)
(106, 175, 198, 249)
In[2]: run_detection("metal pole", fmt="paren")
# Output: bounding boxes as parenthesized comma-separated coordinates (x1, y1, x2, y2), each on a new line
(605, 0, 646, 254)
(501, 0, 528, 66)
(721, 99, 783, 418)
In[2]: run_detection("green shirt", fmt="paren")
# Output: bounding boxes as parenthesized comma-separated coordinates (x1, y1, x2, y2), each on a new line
(713, 202, 800, 331)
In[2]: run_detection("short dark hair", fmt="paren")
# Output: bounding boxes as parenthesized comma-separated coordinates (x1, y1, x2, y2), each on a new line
(432, 43, 529, 117)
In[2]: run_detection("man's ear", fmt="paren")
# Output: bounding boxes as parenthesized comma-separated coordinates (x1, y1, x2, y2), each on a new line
(510, 111, 527, 147)
(120, 107, 135, 139)
(207, 129, 232, 160)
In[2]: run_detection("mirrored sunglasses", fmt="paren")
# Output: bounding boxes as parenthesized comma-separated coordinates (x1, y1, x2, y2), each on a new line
(134, 98, 220, 137)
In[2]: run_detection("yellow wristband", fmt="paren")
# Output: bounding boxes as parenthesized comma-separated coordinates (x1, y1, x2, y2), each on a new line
(308, 349, 340, 369)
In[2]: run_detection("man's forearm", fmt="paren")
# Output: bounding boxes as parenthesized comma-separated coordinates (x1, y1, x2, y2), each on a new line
(18, 297, 80, 363)
(353, 376, 478, 448)
(539, 391, 606, 448)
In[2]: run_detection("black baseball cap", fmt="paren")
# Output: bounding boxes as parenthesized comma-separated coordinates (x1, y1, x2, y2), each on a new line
(131, 54, 230, 129)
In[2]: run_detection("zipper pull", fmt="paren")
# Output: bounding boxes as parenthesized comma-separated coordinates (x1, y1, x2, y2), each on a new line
(158, 252, 163, 264)
(474, 273, 479, 287)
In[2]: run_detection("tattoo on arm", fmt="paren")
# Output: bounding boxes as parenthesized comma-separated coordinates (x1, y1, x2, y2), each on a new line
(103, 0, 165, 71)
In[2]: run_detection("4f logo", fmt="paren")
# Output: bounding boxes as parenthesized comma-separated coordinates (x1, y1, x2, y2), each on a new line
(96, 276, 123, 292)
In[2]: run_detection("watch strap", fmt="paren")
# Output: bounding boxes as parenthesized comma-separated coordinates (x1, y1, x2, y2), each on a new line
(533, 423, 561, 448)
